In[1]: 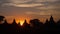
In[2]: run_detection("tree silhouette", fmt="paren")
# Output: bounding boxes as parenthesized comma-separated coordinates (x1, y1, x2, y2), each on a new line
(0, 16, 5, 21)
(57, 19, 60, 28)
(0, 15, 60, 33)
(0, 16, 5, 24)
(56, 19, 60, 31)
(57, 19, 60, 25)
(30, 19, 41, 27)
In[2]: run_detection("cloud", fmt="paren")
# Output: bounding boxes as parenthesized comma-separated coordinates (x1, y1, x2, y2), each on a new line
(35, 0, 58, 2)
(0, 0, 59, 7)
(2, 3, 43, 7)
(25, 11, 51, 15)
(10, 0, 33, 3)
(25, 11, 60, 17)
(0, 0, 60, 18)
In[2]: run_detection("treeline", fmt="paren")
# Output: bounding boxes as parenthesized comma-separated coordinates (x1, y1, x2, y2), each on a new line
(0, 16, 60, 33)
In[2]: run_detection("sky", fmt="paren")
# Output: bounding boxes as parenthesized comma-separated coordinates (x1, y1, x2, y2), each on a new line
(0, 0, 60, 23)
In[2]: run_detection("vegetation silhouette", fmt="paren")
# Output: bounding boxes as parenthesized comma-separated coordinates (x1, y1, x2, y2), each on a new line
(0, 15, 60, 33)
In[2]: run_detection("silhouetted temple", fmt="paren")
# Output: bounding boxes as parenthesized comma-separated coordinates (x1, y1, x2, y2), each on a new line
(0, 15, 60, 33)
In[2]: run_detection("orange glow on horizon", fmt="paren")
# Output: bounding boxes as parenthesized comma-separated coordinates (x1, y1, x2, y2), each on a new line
(16, 19, 30, 26)
(20, 20, 24, 26)
(16, 19, 24, 26)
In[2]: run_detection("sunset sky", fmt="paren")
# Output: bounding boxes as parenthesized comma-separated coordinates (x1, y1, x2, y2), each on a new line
(0, 0, 60, 23)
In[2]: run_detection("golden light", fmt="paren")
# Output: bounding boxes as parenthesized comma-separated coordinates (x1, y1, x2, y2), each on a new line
(15, 16, 31, 26)
(20, 20, 24, 26)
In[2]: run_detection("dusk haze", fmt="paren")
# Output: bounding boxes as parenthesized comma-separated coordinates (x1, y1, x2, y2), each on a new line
(0, 0, 60, 33)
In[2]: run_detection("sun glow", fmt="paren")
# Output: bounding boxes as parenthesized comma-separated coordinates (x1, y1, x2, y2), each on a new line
(16, 19, 24, 26)
(15, 16, 30, 26)
(20, 20, 24, 26)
